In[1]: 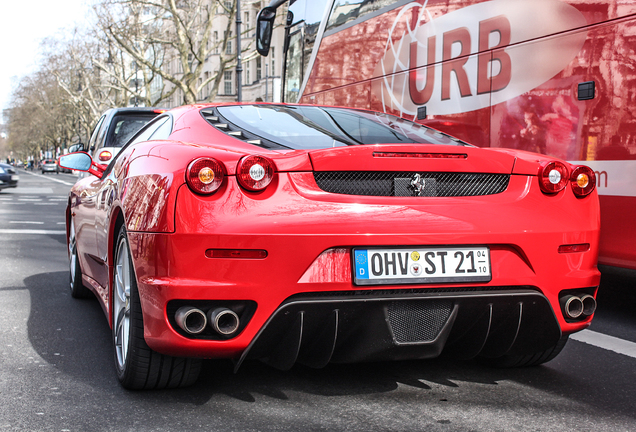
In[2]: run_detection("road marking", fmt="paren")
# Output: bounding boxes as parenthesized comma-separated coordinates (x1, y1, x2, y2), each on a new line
(34, 203, 60, 206)
(10, 221, 44, 224)
(570, 329, 636, 359)
(22, 171, 76, 186)
(0, 229, 66, 235)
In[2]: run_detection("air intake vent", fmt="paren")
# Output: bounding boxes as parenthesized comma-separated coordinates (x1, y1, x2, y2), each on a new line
(314, 171, 509, 197)
(387, 300, 453, 343)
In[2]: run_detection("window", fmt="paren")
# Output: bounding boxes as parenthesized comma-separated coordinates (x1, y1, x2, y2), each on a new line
(224, 71, 233, 95)
(271, 47, 275, 75)
(225, 31, 232, 55)
(128, 116, 172, 146)
(213, 31, 219, 54)
(326, 0, 397, 33)
(246, 65, 250, 85)
(256, 56, 262, 81)
(244, 11, 249, 25)
(217, 105, 467, 150)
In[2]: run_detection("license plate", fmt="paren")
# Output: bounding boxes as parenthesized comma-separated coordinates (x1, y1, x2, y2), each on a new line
(11, 175, 19, 181)
(353, 246, 491, 285)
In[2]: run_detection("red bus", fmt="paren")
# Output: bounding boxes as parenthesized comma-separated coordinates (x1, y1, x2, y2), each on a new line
(257, 0, 636, 271)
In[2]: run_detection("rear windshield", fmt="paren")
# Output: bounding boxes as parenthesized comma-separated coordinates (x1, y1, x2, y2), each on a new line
(106, 114, 159, 148)
(216, 105, 467, 150)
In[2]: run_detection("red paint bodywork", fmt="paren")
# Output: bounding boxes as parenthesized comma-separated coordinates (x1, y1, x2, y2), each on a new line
(66, 104, 600, 360)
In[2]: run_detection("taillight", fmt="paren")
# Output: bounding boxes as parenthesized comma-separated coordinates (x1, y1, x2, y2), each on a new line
(186, 157, 225, 195)
(236, 155, 275, 191)
(570, 165, 596, 197)
(98, 150, 112, 162)
(539, 161, 569, 194)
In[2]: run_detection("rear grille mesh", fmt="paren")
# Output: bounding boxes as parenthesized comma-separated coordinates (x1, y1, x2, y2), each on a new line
(314, 171, 509, 197)
(387, 300, 453, 343)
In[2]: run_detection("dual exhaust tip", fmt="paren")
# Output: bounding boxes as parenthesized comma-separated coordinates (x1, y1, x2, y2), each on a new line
(175, 306, 240, 337)
(561, 294, 597, 319)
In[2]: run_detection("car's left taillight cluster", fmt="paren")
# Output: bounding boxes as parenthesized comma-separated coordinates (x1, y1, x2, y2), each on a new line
(186, 155, 275, 195)
(538, 161, 596, 198)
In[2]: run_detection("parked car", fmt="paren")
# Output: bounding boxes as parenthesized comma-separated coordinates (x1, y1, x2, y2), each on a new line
(41, 159, 58, 174)
(59, 103, 600, 390)
(0, 162, 19, 190)
(83, 107, 166, 165)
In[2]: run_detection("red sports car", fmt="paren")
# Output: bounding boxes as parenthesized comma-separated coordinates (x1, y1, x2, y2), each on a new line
(59, 103, 600, 390)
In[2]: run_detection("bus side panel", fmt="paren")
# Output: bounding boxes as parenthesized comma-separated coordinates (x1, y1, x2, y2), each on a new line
(599, 195, 636, 269)
(489, 18, 636, 268)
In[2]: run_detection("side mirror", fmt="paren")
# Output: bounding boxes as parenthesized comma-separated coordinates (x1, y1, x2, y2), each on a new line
(58, 152, 107, 179)
(256, 7, 277, 56)
(68, 143, 85, 153)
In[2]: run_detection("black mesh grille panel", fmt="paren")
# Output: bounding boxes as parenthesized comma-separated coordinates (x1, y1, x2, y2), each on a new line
(314, 171, 509, 197)
(387, 300, 453, 343)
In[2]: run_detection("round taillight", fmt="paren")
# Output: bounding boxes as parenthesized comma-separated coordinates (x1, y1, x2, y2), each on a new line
(570, 165, 596, 197)
(98, 150, 113, 162)
(539, 161, 569, 194)
(186, 157, 225, 195)
(236, 155, 275, 191)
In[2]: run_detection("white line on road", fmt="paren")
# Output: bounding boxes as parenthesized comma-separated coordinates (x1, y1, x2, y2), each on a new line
(570, 329, 636, 359)
(0, 229, 65, 235)
(22, 171, 76, 186)
(9, 221, 44, 224)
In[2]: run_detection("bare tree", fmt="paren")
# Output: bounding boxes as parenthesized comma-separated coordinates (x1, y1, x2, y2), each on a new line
(94, 0, 245, 105)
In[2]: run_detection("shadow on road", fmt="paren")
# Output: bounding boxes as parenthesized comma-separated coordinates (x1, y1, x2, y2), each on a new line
(23, 269, 636, 420)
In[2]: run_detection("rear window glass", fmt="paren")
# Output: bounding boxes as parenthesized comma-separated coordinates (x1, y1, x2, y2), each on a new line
(216, 105, 467, 150)
(106, 114, 159, 148)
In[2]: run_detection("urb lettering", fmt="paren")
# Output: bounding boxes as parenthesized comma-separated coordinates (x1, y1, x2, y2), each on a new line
(409, 15, 512, 105)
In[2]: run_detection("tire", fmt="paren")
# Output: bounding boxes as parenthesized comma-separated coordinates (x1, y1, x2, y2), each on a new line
(68, 218, 92, 299)
(112, 226, 201, 390)
(479, 335, 569, 368)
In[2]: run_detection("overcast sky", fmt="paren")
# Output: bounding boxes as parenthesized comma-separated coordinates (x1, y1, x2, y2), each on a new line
(0, 0, 90, 114)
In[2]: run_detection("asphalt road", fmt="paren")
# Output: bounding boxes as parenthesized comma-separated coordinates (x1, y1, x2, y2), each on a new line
(1, 169, 635, 432)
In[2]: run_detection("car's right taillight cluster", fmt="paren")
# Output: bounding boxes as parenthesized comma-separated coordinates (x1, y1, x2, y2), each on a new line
(538, 161, 596, 197)
(186, 154, 276, 195)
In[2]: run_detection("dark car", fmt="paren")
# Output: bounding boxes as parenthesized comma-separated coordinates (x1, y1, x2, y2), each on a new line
(0, 162, 19, 190)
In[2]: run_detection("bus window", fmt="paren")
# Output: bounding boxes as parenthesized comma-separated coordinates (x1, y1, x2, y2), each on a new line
(280, 0, 331, 102)
(284, 31, 303, 103)
(326, 0, 407, 33)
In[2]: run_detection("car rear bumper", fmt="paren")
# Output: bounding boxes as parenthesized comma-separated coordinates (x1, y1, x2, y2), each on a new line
(127, 173, 600, 361)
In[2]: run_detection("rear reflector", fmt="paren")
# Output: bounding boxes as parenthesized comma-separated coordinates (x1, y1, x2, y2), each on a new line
(205, 249, 268, 259)
(373, 152, 467, 159)
(558, 243, 590, 253)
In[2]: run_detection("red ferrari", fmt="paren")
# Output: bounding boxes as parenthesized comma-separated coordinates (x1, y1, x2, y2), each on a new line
(59, 103, 600, 389)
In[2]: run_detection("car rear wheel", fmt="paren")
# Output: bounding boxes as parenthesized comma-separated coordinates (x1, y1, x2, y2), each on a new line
(479, 335, 569, 368)
(113, 226, 201, 389)
(68, 218, 91, 299)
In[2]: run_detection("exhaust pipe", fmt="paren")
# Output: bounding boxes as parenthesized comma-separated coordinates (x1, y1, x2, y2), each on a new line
(562, 295, 584, 319)
(580, 294, 597, 316)
(208, 308, 240, 337)
(175, 307, 208, 334)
